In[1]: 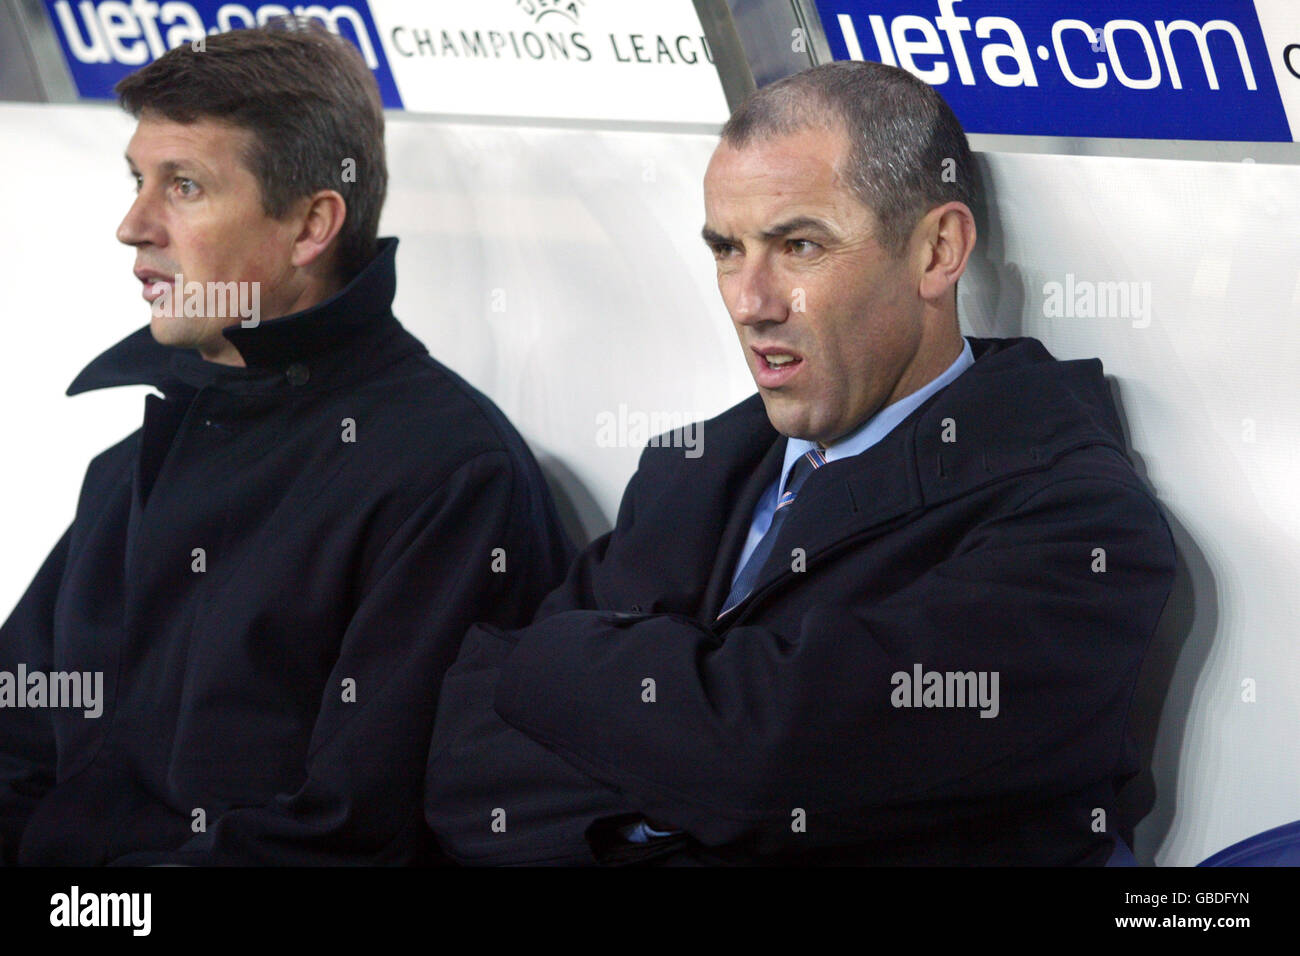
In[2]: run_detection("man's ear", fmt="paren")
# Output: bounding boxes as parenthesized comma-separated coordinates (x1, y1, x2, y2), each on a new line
(917, 202, 976, 303)
(290, 190, 347, 271)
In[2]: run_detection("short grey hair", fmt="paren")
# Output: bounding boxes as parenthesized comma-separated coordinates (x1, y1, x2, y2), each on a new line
(720, 61, 976, 257)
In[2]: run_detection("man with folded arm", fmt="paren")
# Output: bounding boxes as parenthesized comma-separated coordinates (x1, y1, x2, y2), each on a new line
(424, 61, 1176, 866)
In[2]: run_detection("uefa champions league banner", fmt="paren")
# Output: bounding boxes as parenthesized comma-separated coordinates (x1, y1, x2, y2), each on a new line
(39, 0, 730, 124)
(39, 0, 1300, 138)
(813, 0, 1300, 141)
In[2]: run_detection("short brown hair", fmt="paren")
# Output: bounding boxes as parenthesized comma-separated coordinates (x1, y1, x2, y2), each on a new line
(116, 19, 386, 281)
(722, 61, 976, 258)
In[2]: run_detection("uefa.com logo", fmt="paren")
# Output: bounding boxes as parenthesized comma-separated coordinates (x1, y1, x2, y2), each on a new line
(45, 2, 382, 69)
(832, 1, 1265, 92)
(818, 0, 1299, 140)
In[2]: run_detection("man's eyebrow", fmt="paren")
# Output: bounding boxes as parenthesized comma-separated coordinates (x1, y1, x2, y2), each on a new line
(701, 218, 836, 246)
(124, 154, 208, 178)
(760, 216, 834, 240)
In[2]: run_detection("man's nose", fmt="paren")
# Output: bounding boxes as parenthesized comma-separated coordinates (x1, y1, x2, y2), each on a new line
(116, 191, 162, 248)
(729, 256, 788, 327)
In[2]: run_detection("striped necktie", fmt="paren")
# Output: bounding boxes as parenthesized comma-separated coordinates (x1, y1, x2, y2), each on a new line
(719, 446, 827, 618)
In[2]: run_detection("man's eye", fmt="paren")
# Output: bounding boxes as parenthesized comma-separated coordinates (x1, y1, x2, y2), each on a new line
(174, 177, 198, 197)
(788, 239, 818, 255)
(710, 243, 737, 259)
(130, 173, 142, 193)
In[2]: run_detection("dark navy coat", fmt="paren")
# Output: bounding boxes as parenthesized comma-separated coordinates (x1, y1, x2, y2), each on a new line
(425, 336, 1177, 865)
(0, 238, 573, 865)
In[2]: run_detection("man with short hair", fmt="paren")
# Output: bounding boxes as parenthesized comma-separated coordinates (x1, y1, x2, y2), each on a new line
(0, 22, 572, 865)
(425, 61, 1177, 865)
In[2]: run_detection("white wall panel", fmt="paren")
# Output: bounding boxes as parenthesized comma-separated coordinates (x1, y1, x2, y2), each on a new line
(380, 116, 755, 537)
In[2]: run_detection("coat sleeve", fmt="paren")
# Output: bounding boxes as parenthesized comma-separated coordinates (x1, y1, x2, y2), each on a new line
(482, 476, 1176, 859)
(0, 527, 70, 865)
(424, 621, 646, 865)
(423, 465, 656, 865)
(113, 449, 572, 866)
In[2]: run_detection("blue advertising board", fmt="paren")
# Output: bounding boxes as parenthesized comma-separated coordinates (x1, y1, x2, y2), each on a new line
(812, 0, 1298, 141)
(41, 1, 404, 109)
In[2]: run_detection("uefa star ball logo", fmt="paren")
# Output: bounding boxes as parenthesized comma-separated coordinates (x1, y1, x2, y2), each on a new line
(516, 0, 586, 26)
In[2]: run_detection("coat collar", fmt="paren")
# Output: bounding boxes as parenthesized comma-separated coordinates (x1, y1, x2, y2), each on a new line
(67, 237, 421, 398)
(713, 336, 1129, 626)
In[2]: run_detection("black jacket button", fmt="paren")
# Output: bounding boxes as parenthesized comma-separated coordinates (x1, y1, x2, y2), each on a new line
(285, 363, 310, 386)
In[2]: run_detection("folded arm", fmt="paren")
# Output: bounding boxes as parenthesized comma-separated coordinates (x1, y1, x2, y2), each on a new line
(432, 477, 1175, 862)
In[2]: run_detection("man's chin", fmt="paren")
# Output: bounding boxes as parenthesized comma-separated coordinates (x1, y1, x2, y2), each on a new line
(148, 314, 197, 349)
(759, 395, 820, 442)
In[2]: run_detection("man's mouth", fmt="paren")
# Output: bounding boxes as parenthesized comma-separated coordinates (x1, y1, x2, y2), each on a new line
(135, 269, 175, 304)
(753, 347, 804, 386)
(140, 279, 169, 304)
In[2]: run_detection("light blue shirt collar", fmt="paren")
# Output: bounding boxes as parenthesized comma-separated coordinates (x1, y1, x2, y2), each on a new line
(779, 337, 974, 493)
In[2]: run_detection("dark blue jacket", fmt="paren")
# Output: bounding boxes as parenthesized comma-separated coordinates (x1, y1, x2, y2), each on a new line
(0, 238, 574, 865)
(425, 336, 1177, 865)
